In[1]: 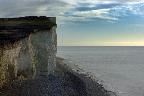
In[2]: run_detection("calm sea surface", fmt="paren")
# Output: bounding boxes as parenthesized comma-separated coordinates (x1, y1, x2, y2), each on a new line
(57, 46, 144, 96)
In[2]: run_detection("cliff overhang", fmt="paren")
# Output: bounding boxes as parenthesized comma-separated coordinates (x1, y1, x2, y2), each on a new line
(0, 16, 56, 43)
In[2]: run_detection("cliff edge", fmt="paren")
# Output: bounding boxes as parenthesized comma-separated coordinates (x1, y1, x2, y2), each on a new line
(0, 16, 116, 96)
(0, 16, 57, 87)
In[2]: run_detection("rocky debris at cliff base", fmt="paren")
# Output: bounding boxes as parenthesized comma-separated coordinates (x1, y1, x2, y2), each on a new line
(56, 57, 117, 96)
(0, 57, 117, 96)
(1, 74, 83, 96)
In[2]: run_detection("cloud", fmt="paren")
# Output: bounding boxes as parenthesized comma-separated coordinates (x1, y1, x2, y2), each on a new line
(61, 0, 143, 5)
(0, 0, 144, 23)
(75, 3, 120, 11)
(63, 8, 118, 21)
(0, 0, 70, 17)
(61, 0, 144, 22)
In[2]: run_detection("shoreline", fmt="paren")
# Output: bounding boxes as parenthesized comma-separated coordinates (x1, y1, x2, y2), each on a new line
(56, 57, 117, 96)
(0, 57, 117, 96)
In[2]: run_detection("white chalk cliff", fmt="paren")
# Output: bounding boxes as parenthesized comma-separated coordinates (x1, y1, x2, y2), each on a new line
(0, 16, 57, 86)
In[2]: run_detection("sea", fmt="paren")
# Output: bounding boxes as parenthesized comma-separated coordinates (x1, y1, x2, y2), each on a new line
(57, 46, 144, 96)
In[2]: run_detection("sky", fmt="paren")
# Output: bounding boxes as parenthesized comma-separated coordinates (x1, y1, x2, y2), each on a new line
(0, 0, 144, 46)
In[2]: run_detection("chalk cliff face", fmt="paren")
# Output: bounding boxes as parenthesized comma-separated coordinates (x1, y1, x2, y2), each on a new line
(0, 16, 57, 87)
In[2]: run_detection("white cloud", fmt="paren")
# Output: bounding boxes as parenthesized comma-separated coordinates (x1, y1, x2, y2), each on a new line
(0, 0, 71, 17)
(60, 0, 77, 4)
(61, 0, 144, 22)
(61, 0, 143, 5)
(109, 2, 144, 18)
(0, 0, 143, 23)
(72, 9, 118, 20)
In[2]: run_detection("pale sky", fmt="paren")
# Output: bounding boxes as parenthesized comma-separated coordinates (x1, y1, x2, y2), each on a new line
(0, 0, 144, 46)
